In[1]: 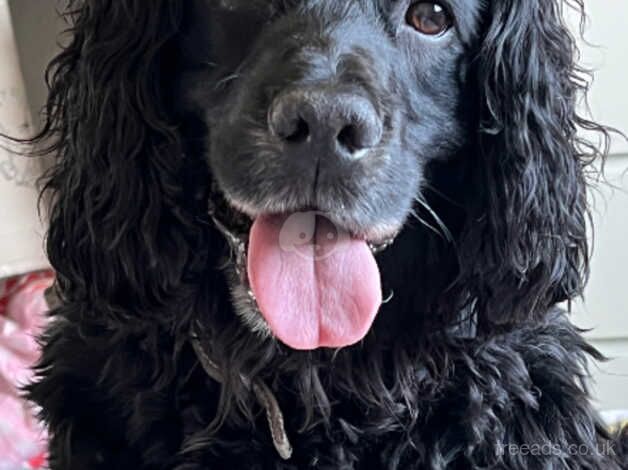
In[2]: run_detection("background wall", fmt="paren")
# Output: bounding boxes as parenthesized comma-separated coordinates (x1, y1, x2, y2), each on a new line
(4, 2, 628, 410)
(0, 0, 47, 277)
(569, 3, 628, 412)
(8, 0, 64, 128)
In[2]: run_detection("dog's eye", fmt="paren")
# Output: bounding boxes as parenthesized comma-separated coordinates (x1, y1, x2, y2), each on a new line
(406, 2, 452, 36)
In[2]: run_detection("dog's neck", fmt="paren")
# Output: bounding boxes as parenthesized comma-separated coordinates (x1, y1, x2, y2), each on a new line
(190, 322, 292, 460)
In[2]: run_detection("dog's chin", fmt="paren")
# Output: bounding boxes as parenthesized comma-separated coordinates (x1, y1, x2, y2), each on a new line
(208, 188, 403, 350)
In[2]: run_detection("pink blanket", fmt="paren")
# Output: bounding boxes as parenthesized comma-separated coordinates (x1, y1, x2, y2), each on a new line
(0, 272, 51, 469)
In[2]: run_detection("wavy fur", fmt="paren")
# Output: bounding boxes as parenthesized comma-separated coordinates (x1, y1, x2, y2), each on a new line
(12, 0, 627, 468)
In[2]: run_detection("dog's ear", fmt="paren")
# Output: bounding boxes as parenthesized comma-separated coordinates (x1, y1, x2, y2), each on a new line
(37, 1, 207, 315)
(459, 0, 610, 326)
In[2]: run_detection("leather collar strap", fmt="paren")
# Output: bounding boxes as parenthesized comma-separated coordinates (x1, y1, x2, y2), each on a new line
(190, 326, 293, 460)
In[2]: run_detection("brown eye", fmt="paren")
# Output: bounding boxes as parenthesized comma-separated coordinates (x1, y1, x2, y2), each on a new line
(406, 2, 452, 36)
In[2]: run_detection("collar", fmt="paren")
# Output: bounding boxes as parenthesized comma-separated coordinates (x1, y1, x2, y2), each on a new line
(190, 323, 293, 460)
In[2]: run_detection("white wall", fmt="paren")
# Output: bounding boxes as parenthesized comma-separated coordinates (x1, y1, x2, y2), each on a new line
(0, 0, 47, 277)
(569, 3, 628, 411)
(8, 0, 64, 128)
(573, 3, 628, 155)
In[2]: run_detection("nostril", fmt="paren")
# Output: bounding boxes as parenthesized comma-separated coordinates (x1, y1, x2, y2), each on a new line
(337, 125, 360, 153)
(283, 117, 310, 143)
(336, 100, 383, 156)
(337, 116, 382, 156)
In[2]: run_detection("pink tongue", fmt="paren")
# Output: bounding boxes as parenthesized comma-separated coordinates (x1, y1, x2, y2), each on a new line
(247, 213, 382, 350)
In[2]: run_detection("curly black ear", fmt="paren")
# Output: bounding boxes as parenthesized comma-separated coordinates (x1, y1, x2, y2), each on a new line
(459, 0, 610, 326)
(35, 0, 207, 317)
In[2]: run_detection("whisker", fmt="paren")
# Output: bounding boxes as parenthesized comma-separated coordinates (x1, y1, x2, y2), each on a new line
(414, 197, 453, 242)
(409, 208, 445, 239)
(422, 182, 463, 207)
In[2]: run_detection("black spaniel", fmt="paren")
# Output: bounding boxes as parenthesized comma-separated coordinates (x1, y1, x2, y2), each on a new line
(19, 0, 628, 468)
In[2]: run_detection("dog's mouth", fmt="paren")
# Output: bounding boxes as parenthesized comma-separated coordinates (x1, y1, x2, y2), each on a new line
(208, 191, 399, 351)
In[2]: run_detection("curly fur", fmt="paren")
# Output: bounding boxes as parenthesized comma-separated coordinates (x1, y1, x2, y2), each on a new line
(11, 0, 627, 468)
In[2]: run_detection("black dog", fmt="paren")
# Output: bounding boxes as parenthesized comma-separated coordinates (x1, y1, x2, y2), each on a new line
(23, 0, 627, 468)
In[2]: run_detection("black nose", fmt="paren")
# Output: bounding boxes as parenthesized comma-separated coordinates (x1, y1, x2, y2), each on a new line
(268, 88, 383, 159)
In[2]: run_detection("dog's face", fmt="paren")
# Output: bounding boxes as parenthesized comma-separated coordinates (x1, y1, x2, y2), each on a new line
(184, 0, 481, 236)
(180, 0, 484, 349)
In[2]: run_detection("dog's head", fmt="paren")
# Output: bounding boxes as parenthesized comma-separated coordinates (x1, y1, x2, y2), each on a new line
(177, 0, 483, 349)
(37, 0, 608, 350)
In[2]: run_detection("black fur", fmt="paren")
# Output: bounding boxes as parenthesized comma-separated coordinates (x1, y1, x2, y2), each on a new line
(15, 0, 628, 468)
